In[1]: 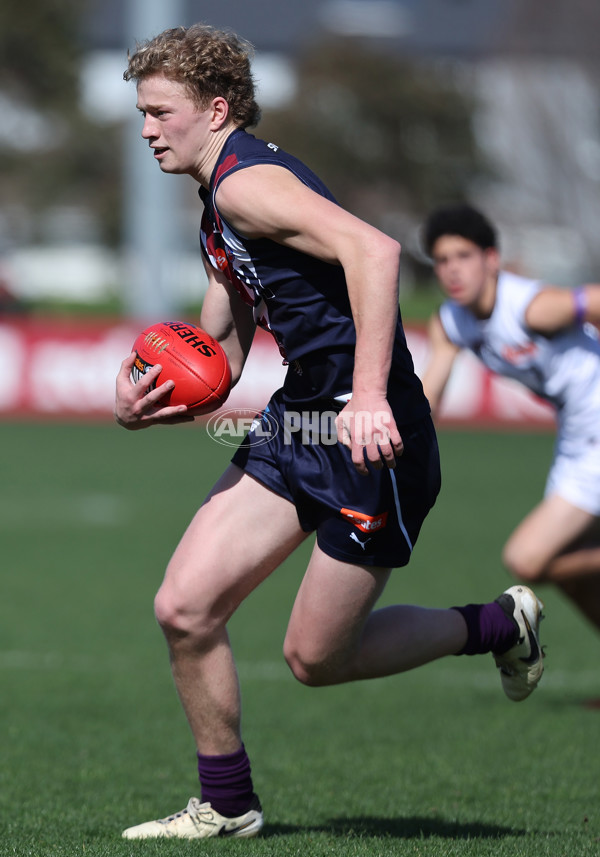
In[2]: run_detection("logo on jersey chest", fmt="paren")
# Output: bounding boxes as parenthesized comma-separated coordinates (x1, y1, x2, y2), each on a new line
(214, 247, 229, 271)
(501, 342, 538, 365)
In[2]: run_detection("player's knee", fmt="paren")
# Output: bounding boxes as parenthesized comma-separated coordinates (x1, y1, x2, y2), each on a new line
(154, 585, 216, 646)
(502, 544, 545, 582)
(285, 654, 329, 687)
(283, 639, 335, 687)
(154, 587, 189, 636)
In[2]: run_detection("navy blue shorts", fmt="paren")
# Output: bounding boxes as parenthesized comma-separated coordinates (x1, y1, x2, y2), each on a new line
(231, 391, 441, 568)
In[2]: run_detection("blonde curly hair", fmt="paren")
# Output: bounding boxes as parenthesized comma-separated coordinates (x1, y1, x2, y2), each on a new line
(124, 23, 261, 128)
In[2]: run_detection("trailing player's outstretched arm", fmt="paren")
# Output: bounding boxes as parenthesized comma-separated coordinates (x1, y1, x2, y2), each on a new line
(526, 283, 600, 335)
(421, 312, 460, 416)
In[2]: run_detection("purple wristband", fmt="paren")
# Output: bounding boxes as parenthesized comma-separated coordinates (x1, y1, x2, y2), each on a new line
(573, 287, 587, 324)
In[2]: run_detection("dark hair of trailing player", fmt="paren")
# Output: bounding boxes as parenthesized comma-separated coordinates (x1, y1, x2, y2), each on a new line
(124, 23, 261, 129)
(422, 204, 499, 258)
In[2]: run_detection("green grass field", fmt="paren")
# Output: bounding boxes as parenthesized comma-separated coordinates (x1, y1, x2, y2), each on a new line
(1, 421, 598, 856)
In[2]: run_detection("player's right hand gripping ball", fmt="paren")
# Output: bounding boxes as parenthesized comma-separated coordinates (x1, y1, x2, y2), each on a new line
(131, 321, 232, 415)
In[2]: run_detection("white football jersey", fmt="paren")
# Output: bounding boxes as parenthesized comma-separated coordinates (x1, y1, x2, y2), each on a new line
(439, 270, 600, 444)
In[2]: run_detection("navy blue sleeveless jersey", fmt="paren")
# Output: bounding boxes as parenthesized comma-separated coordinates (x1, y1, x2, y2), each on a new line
(200, 128, 429, 421)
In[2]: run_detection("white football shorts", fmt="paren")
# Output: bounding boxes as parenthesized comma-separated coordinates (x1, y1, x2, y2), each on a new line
(545, 432, 600, 515)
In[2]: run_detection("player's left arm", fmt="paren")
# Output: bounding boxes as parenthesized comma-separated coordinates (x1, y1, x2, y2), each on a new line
(199, 255, 255, 387)
(114, 353, 196, 430)
(216, 165, 403, 474)
(526, 283, 600, 334)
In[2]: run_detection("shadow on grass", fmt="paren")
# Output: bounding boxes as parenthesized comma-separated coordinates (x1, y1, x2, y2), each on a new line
(263, 815, 526, 840)
(542, 692, 600, 711)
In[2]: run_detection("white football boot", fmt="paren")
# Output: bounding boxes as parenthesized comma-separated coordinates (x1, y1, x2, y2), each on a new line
(493, 585, 545, 701)
(122, 795, 263, 839)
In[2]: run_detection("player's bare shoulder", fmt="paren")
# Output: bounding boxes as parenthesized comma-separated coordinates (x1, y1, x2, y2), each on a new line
(215, 163, 308, 240)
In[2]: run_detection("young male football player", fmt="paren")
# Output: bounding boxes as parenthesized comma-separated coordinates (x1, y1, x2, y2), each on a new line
(421, 203, 600, 637)
(114, 26, 544, 840)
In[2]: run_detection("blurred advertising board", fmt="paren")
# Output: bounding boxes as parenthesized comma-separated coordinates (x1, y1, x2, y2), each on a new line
(0, 318, 554, 428)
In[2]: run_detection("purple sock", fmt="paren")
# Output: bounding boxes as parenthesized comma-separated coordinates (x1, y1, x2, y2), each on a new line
(197, 744, 256, 818)
(452, 601, 518, 656)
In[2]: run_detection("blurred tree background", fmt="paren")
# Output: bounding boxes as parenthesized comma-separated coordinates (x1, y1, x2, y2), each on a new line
(260, 39, 487, 233)
(0, 0, 486, 302)
(4, 0, 598, 315)
(259, 38, 489, 286)
(0, 0, 122, 250)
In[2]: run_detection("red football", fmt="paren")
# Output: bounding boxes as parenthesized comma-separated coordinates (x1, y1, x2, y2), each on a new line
(131, 321, 231, 415)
